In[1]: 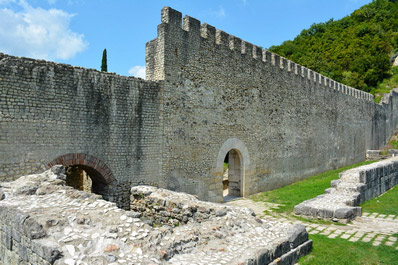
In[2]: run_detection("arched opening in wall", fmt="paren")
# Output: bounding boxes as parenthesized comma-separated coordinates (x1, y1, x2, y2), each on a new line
(216, 138, 250, 203)
(64, 165, 108, 196)
(47, 153, 115, 200)
(65, 165, 92, 192)
(223, 149, 242, 201)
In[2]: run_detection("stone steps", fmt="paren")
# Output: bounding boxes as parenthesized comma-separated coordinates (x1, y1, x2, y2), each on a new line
(294, 157, 398, 222)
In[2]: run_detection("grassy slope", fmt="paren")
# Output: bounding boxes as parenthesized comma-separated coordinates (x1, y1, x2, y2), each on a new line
(361, 185, 398, 215)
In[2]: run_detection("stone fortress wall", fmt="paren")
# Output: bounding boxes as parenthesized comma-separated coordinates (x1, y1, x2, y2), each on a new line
(0, 54, 162, 209)
(146, 7, 398, 202)
(1, 6, 398, 205)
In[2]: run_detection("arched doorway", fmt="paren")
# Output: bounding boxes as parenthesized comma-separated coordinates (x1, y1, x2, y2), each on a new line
(47, 153, 115, 198)
(215, 138, 250, 202)
(223, 149, 242, 198)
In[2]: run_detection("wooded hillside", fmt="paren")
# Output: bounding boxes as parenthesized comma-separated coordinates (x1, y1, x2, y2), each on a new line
(269, 0, 398, 100)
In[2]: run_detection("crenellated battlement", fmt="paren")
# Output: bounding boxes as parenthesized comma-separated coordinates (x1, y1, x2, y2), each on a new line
(146, 6, 373, 102)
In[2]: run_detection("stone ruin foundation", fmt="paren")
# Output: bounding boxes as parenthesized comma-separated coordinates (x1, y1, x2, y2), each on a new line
(295, 157, 398, 223)
(366, 149, 398, 161)
(0, 166, 312, 264)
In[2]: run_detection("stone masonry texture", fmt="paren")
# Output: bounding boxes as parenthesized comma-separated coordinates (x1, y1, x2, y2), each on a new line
(0, 166, 312, 264)
(2, 6, 398, 204)
(145, 7, 398, 202)
(0, 53, 162, 209)
(294, 157, 398, 222)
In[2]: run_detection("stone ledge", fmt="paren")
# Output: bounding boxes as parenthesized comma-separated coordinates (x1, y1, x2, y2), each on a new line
(294, 157, 398, 222)
(366, 149, 398, 160)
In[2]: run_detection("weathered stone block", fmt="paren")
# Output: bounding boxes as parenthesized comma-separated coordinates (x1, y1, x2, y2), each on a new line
(32, 239, 62, 264)
(297, 240, 313, 258)
(256, 248, 271, 265)
(334, 208, 355, 219)
(320, 208, 334, 219)
(23, 218, 45, 239)
(1, 226, 12, 250)
(272, 238, 291, 261)
(330, 179, 340, 187)
(324, 188, 333, 194)
(287, 224, 308, 249)
(17, 242, 28, 262)
(11, 228, 21, 243)
(280, 248, 298, 265)
(0, 189, 4, 201)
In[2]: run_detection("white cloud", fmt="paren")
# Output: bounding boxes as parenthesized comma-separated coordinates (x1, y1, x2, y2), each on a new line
(0, 0, 87, 60)
(128, 65, 146, 79)
(215, 6, 225, 18)
(0, 0, 15, 5)
(208, 6, 226, 19)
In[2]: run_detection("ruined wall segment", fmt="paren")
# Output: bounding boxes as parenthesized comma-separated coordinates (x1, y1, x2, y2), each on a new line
(294, 157, 398, 222)
(146, 7, 397, 202)
(0, 53, 162, 208)
(0, 166, 312, 264)
(372, 88, 398, 150)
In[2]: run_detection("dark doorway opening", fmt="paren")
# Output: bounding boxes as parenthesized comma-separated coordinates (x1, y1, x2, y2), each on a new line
(223, 149, 242, 201)
(64, 164, 108, 196)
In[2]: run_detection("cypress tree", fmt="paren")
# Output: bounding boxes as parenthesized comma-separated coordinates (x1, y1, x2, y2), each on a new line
(101, 49, 107, 72)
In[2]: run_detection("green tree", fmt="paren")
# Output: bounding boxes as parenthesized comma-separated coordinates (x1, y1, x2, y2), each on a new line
(101, 49, 107, 72)
(269, 0, 398, 93)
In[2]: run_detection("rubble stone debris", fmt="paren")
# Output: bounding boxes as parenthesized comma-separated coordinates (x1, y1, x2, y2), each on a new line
(0, 166, 311, 264)
(295, 157, 398, 223)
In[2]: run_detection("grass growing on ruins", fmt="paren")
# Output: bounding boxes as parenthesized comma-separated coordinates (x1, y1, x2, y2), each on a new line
(298, 234, 398, 265)
(373, 66, 398, 103)
(249, 161, 376, 215)
(383, 132, 398, 150)
(361, 185, 398, 216)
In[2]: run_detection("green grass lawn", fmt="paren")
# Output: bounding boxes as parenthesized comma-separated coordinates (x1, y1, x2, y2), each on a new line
(248, 160, 398, 265)
(249, 161, 376, 214)
(298, 183, 398, 265)
(361, 185, 398, 216)
(299, 234, 398, 265)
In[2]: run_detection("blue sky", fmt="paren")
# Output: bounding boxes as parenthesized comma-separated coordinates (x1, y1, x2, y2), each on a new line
(0, 0, 373, 78)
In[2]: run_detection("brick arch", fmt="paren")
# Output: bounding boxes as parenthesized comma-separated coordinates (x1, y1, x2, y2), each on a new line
(47, 153, 116, 185)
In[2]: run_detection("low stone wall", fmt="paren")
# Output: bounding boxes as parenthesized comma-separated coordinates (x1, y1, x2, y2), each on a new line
(366, 149, 398, 160)
(131, 186, 236, 227)
(0, 166, 67, 264)
(0, 207, 62, 265)
(294, 157, 398, 222)
(130, 185, 312, 264)
(0, 167, 312, 265)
